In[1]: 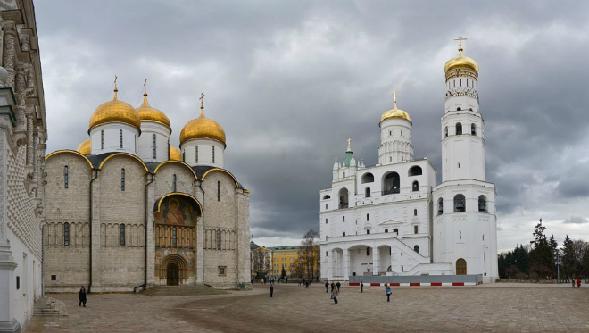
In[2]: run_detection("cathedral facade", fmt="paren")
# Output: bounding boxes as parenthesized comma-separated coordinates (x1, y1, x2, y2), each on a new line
(44, 86, 251, 292)
(319, 44, 498, 283)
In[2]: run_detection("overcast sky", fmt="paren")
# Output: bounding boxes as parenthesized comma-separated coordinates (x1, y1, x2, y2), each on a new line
(36, 1, 589, 251)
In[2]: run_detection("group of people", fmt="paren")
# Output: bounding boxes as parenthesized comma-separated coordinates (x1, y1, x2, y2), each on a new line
(571, 277, 582, 288)
(322, 280, 393, 304)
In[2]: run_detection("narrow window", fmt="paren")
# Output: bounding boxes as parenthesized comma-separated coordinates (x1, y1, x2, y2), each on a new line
(454, 194, 466, 212)
(171, 227, 177, 247)
(101, 130, 104, 149)
(195, 145, 199, 163)
(326, 251, 328, 256)
(412, 180, 419, 192)
(393, 228, 398, 235)
(366, 247, 370, 256)
(119, 129, 123, 148)
(325, 204, 328, 209)
(444, 127, 448, 137)
(389, 130, 392, 136)
(366, 213, 370, 221)
(385, 229, 388, 233)
(217, 180, 221, 201)
(342, 216, 345, 222)
(437, 198, 444, 215)
(63, 222, 70, 246)
(413, 245, 419, 253)
(414, 225, 419, 234)
(119, 224, 126, 246)
(471, 123, 477, 136)
(325, 219, 328, 224)
(365, 187, 370, 197)
(414, 209, 417, 216)
(120, 168, 126, 191)
(152, 134, 157, 159)
(456, 123, 462, 135)
(478, 195, 487, 212)
(63, 165, 69, 189)
(366, 229, 370, 235)
(212, 146, 215, 163)
(172, 174, 177, 192)
(343, 232, 345, 237)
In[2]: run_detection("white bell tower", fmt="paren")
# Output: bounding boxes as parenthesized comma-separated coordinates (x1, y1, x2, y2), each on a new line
(433, 38, 498, 283)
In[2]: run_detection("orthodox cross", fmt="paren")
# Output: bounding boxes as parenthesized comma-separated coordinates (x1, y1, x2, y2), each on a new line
(393, 90, 398, 109)
(199, 92, 205, 110)
(143, 78, 148, 96)
(346, 137, 352, 152)
(454, 36, 467, 53)
(113, 75, 119, 91)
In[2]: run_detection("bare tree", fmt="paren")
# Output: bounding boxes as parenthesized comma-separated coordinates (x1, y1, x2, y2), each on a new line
(295, 229, 320, 280)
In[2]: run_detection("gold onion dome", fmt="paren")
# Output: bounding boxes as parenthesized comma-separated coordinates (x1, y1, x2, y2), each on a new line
(380, 92, 411, 123)
(136, 93, 170, 129)
(88, 80, 140, 133)
(169, 146, 182, 161)
(77, 138, 91, 155)
(179, 97, 226, 146)
(444, 47, 478, 74)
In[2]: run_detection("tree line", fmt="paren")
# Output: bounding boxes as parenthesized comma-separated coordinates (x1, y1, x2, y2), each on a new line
(499, 219, 589, 281)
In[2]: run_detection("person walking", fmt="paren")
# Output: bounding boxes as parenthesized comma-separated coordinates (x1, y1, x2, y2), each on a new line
(576, 277, 581, 288)
(269, 281, 274, 297)
(572, 278, 576, 288)
(385, 284, 392, 303)
(330, 282, 335, 293)
(78, 286, 87, 307)
(325, 281, 329, 293)
(336, 281, 341, 293)
(331, 286, 338, 304)
(360, 283, 363, 293)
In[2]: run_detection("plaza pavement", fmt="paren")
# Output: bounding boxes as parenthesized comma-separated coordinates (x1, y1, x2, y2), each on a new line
(26, 283, 589, 333)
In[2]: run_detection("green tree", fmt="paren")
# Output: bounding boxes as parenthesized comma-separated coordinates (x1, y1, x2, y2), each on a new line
(561, 235, 576, 281)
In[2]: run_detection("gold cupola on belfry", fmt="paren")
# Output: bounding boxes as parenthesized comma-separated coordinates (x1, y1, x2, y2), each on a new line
(444, 37, 478, 80)
(179, 94, 226, 146)
(380, 91, 411, 124)
(169, 146, 182, 161)
(88, 78, 140, 133)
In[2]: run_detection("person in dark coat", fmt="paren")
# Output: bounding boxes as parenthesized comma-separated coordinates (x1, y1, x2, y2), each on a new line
(330, 282, 335, 293)
(269, 282, 274, 297)
(325, 281, 329, 293)
(360, 283, 363, 293)
(78, 286, 87, 307)
(385, 284, 392, 303)
(331, 286, 338, 304)
(335, 281, 341, 292)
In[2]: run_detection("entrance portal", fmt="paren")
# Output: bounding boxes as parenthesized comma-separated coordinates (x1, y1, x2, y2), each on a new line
(456, 258, 467, 275)
(167, 262, 179, 286)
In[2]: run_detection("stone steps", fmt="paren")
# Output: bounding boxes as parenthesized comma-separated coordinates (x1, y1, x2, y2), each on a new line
(33, 296, 68, 317)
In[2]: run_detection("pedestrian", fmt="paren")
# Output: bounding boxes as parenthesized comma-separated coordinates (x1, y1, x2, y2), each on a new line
(385, 284, 392, 303)
(330, 282, 335, 293)
(78, 286, 87, 307)
(572, 278, 575, 288)
(270, 282, 274, 297)
(360, 283, 363, 293)
(305, 280, 310, 288)
(577, 277, 581, 288)
(331, 286, 338, 304)
(325, 281, 329, 293)
(336, 281, 341, 292)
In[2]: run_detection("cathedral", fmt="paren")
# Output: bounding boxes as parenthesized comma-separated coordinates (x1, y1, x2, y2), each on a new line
(43, 83, 251, 292)
(319, 43, 498, 284)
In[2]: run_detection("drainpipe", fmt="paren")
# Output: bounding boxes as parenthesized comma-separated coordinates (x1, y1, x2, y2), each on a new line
(88, 169, 97, 293)
(144, 173, 154, 289)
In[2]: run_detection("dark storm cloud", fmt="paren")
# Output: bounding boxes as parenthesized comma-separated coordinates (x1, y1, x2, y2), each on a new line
(563, 216, 589, 224)
(36, 1, 589, 245)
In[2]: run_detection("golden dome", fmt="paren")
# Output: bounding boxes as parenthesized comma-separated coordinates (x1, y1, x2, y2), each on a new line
(136, 94, 170, 129)
(169, 146, 182, 161)
(180, 110, 226, 146)
(444, 49, 478, 74)
(77, 138, 91, 155)
(88, 85, 140, 133)
(380, 92, 411, 123)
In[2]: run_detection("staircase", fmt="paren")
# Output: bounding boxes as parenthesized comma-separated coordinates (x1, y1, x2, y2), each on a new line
(33, 296, 68, 316)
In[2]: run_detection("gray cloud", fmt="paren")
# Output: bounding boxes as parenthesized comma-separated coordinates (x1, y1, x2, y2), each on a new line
(563, 216, 589, 224)
(36, 0, 589, 247)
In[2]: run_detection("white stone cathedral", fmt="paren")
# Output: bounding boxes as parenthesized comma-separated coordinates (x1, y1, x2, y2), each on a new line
(319, 43, 498, 283)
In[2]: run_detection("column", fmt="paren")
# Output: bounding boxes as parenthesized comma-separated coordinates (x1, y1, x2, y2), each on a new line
(342, 249, 350, 280)
(372, 246, 380, 276)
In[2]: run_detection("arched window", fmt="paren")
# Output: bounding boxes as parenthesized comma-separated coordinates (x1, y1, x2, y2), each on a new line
(437, 198, 444, 215)
(413, 245, 419, 253)
(456, 123, 462, 135)
(453, 194, 466, 212)
(444, 126, 448, 137)
(217, 180, 221, 201)
(212, 146, 215, 163)
(338, 188, 349, 209)
(478, 195, 487, 212)
(412, 180, 419, 192)
(120, 168, 126, 191)
(322, 195, 330, 200)
(152, 134, 157, 159)
(365, 187, 370, 198)
(63, 222, 70, 246)
(195, 145, 199, 163)
(414, 209, 417, 216)
(456, 258, 467, 275)
(457, 107, 461, 111)
(63, 165, 69, 189)
(119, 224, 126, 246)
(172, 174, 177, 192)
(382, 172, 400, 195)
(361, 172, 374, 184)
(119, 129, 123, 148)
(471, 123, 477, 136)
(101, 130, 105, 149)
(408, 165, 422, 176)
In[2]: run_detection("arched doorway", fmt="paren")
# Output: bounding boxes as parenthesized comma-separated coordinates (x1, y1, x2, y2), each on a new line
(456, 258, 467, 275)
(167, 262, 179, 286)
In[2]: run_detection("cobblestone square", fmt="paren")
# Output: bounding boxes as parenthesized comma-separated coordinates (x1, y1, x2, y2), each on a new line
(27, 283, 589, 333)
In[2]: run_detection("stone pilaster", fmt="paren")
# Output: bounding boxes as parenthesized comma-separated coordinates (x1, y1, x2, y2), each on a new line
(145, 176, 155, 286)
(89, 173, 100, 291)
(195, 216, 203, 283)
